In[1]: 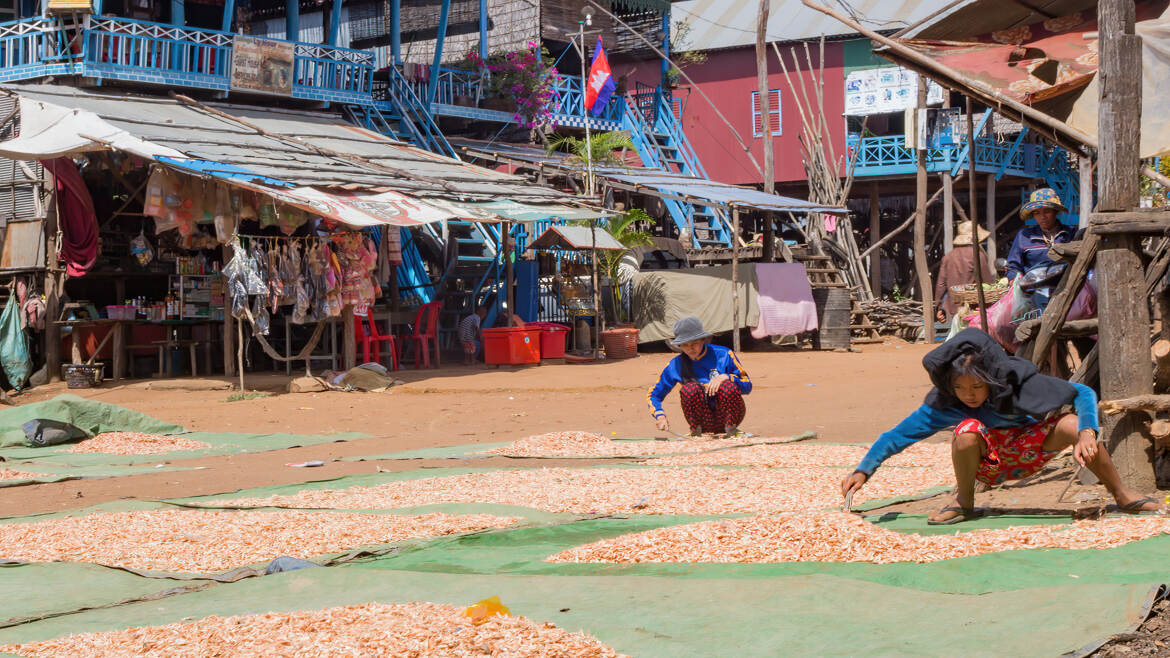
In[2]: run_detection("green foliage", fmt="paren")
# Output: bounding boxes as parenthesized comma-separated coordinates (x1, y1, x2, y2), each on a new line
(570, 209, 655, 322)
(226, 391, 272, 402)
(665, 19, 708, 87)
(546, 131, 636, 168)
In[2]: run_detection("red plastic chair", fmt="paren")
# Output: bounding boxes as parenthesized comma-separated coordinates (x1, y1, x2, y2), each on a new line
(400, 301, 442, 369)
(354, 311, 399, 371)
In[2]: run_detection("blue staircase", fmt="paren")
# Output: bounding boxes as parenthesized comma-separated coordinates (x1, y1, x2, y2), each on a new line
(621, 87, 731, 248)
(357, 66, 457, 159)
(1031, 143, 1082, 226)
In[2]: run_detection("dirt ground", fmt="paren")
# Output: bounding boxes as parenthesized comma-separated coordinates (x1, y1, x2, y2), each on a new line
(0, 339, 1129, 518)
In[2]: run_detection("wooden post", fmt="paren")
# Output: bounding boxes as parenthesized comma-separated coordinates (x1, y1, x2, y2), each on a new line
(732, 206, 741, 353)
(942, 173, 954, 254)
(985, 173, 997, 262)
(869, 183, 881, 297)
(1097, 0, 1154, 490)
(43, 171, 60, 382)
(967, 97, 989, 329)
(342, 305, 356, 370)
(1079, 155, 1093, 229)
(222, 245, 236, 377)
(756, 1, 775, 265)
(913, 80, 934, 341)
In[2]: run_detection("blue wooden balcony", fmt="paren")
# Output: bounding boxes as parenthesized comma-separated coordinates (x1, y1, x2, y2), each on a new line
(847, 134, 1042, 179)
(0, 16, 374, 105)
(392, 64, 623, 131)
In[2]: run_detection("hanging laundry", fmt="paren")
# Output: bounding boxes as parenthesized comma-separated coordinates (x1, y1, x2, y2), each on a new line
(40, 158, 98, 277)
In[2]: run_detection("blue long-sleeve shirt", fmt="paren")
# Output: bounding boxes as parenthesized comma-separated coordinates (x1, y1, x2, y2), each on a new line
(1005, 224, 1073, 280)
(647, 344, 751, 417)
(855, 382, 1098, 475)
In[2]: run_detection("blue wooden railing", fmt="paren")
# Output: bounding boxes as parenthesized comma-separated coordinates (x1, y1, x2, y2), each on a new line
(848, 134, 1040, 179)
(0, 17, 78, 83)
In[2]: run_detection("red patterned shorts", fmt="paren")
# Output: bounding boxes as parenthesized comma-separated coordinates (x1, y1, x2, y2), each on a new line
(954, 416, 1064, 486)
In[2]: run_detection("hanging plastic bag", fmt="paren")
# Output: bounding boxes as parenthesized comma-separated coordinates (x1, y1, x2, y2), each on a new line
(143, 168, 174, 218)
(0, 291, 32, 390)
(130, 229, 154, 267)
(213, 184, 236, 244)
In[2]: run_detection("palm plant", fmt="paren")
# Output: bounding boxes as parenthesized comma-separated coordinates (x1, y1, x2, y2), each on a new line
(546, 130, 635, 170)
(573, 208, 654, 323)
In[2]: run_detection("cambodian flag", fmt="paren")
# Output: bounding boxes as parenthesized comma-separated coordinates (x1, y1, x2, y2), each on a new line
(584, 37, 616, 116)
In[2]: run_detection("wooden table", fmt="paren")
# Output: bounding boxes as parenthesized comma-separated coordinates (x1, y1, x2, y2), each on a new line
(56, 319, 220, 382)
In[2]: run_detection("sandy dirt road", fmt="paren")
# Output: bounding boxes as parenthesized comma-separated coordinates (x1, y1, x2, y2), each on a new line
(0, 341, 939, 515)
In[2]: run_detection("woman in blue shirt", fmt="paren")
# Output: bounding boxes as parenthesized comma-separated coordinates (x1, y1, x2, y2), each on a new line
(1004, 188, 1074, 281)
(647, 317, 752, 437)
(841, 329, 1161, 524)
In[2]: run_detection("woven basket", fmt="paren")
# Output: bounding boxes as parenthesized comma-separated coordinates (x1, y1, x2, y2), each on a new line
(63, 364, 102, 389)
(950, 285, 1009, 306)
(601, 327, 639, 360)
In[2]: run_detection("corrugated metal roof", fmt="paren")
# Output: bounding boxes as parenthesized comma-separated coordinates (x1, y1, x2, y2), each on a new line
(900, 0, 1099, 40)
(673, 0, 941, 52)
(451, 138, 847, 214)
(528, 225, 627, 251)
(0, 84, 578, 206)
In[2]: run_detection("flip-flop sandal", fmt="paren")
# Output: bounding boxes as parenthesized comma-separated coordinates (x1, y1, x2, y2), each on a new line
(1118, 496, 1165, 515)
(927, 506, 980, 525)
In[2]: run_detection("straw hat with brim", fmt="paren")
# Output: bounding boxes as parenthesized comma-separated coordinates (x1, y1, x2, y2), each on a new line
(1020, 188, 1068, 220)
(953, 220, 990, 246)
(669, 316, 713, 349)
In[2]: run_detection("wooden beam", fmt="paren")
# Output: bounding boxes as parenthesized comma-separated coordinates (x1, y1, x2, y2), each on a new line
(914, 80, 933, 340)
(869, 183, 881, 296)
(1030, 234, 1099, 368)
(756, 0, 774, 265)
(1015, 317, 1098, 342)
(1089, 209, 1170, 235)
(1101, 394, 1170, 415)
(1097, 0, 1153, 490)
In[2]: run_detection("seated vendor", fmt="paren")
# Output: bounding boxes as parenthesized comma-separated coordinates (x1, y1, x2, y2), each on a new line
(1004, 188, 1074, 281)
(841, 329, 1162, 524)
(647, 317, 751, 437)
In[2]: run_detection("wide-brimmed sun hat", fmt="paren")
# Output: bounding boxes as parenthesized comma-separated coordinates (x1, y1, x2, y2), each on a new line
(1020, 188, 1068, 220)
(952, 220, 990, 246)
(669, 316, 713, 348)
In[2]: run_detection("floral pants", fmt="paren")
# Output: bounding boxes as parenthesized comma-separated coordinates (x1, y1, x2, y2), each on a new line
(679, 380, 746, 434)
(955, 416, 1064, 486)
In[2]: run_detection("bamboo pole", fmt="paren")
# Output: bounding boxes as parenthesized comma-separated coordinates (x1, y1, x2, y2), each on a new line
(967, 98, 989, 330)
(732, 206, 741, 353)
(914, 80, 933, 341)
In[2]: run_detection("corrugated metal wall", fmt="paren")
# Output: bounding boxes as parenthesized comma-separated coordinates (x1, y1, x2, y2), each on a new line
(0, 95, 46, 271)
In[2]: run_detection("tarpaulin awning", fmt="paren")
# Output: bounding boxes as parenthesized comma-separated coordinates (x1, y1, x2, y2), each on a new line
(460, 200, 617, 223)
(882, 1, 1170, 157)
(449, 138, 848, 215)
(527, 225, 626, 251)
(0, 84, 599, 228)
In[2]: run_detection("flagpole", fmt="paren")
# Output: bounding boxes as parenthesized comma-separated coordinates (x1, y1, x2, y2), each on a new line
(580, 16, 600, 356)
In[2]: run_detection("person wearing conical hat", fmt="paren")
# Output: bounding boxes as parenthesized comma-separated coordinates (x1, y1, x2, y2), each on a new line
(934, 220, 997, 320)
(1005, 188, 1074, 281)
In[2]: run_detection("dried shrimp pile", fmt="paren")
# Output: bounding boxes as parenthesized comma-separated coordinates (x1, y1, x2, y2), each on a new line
(0, 467, 47, 481)
(0, 510, 517, 572)
(65, 432, 210, 455)
(645, 441, 951, 469)
(547, 512, 1170, 565)
(0, 602, 625, 658)
(210, 466, 952, 516)
(479, 431, 771, 458)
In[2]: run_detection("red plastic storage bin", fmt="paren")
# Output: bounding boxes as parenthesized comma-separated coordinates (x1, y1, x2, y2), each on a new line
(526, 322, 570, 359)
(483, 327, 541, 365)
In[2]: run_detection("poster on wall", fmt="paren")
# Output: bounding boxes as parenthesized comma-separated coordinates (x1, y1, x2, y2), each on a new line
(231, 36, 295, 96)
(844, 67, 944, 116)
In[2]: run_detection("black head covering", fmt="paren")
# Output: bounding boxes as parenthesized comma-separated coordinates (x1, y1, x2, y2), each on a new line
(922, 328, 1077, 416)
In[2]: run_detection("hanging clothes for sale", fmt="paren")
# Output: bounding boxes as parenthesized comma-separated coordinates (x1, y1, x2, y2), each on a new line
(41, 158, 98, 277)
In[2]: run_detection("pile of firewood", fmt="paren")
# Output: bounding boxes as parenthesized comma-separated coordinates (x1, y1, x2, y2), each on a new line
(860, 299, 926, 339)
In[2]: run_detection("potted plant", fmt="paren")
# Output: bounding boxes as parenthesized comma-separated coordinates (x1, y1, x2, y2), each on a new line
(464, 42, 559, 129)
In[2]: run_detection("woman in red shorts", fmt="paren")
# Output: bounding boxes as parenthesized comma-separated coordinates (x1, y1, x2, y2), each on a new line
(840, 328, 1162, 524)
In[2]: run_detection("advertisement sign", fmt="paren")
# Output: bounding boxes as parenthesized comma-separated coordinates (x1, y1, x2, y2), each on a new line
(844, 66, 944, 116)
(231, 36, 295, 96)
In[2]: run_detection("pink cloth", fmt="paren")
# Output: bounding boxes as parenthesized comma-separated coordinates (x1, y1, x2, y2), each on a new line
(751, 263, 818, 339)
(41, 158, 98, 277)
